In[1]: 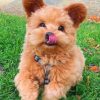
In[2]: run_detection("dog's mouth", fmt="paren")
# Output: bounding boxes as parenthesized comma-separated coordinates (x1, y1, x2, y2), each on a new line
(45, 32, 57, 46)
(45, 42, 57, 47)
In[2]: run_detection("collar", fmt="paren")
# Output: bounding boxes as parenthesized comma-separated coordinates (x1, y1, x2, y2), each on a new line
(34, 55, 41, 63)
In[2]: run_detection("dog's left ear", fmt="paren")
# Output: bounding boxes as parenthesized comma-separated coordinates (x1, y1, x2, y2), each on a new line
(23, 0, 45, 17)
(64, 3, 87, 27)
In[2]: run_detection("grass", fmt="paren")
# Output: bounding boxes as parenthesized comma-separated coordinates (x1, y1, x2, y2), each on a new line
(0, 13, 100, 100)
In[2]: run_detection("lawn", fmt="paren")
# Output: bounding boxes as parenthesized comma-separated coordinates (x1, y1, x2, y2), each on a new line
(0, 13, 100, 100)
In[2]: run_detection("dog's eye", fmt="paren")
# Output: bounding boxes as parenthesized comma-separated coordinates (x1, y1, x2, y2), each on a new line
(58, 25, 65, 31)
(39, 22, 46, 27)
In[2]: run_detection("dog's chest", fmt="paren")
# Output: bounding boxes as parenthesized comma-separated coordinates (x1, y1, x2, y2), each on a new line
(33, 54, 72, 86)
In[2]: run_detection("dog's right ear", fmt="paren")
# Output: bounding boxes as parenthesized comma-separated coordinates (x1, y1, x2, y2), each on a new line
(23, 0, 45, 17)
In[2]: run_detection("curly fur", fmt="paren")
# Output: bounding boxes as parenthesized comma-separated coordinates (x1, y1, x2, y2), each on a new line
(14, 0, 87, 100)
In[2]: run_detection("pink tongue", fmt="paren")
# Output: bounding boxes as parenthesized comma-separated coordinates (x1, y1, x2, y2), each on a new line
(47, 34, 57, 44)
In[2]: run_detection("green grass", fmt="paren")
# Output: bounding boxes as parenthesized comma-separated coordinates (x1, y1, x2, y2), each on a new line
(0, 13, 100, 100)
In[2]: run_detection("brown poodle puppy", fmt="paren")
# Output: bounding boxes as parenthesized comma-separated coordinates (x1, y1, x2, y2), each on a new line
(14, 0, 87, 100)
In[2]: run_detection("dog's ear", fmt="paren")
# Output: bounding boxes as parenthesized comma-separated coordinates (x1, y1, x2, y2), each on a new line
(64, 3, 87, 27)
(23, 0, 45, 17)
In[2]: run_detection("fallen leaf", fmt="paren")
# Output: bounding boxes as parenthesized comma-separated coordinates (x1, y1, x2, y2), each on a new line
(88, 16, 100, 23)
(89, 65, 100, 73)
(95, 44, 100, 50)
(83, 48, 88, 52)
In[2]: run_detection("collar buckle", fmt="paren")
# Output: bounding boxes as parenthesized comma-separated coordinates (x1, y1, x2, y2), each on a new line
(34, 55, 41, 62)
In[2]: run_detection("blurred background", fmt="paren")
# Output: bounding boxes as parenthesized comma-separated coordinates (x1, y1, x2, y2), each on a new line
(0, 0, 100, 16)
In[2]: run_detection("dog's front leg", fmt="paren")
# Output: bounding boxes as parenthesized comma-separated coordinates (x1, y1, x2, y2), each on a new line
(43, 82, 69, 100)
(14, 70, 39, 100)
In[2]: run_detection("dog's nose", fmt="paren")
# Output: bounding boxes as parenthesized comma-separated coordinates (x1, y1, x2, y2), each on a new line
(45, 32, 57, 45)
(45, 32, 53, 41)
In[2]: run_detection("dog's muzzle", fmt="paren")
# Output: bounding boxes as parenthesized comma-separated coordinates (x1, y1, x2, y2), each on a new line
(45, 32, 57, 46)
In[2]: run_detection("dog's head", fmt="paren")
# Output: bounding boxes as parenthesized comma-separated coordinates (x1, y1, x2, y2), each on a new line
(23, 0, 87, 53)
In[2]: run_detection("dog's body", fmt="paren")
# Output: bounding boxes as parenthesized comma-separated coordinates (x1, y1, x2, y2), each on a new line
(14, 0, 87, 100)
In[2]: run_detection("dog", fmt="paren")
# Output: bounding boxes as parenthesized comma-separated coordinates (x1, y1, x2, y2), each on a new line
(14, 0, 87, 100)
